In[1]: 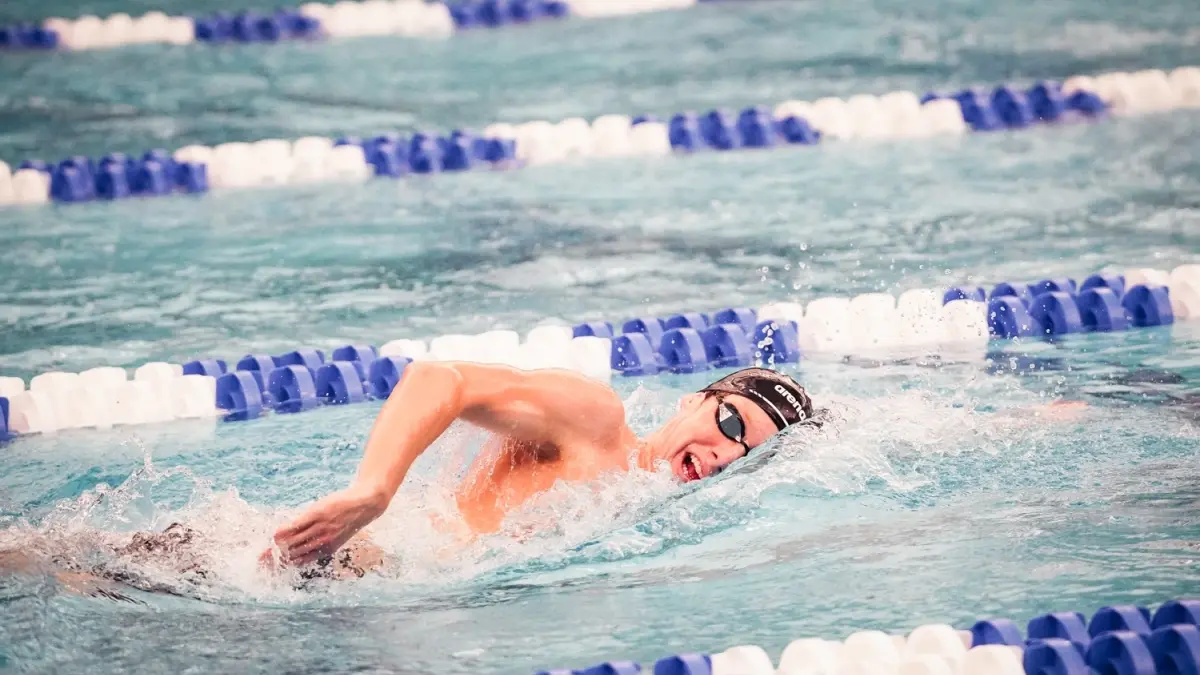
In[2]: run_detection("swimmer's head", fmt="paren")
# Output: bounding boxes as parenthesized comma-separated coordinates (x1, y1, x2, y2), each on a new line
(645, 368, 815, 483)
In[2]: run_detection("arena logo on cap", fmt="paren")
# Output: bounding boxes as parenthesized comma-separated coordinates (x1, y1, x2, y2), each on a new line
(774, 384, 807, 420)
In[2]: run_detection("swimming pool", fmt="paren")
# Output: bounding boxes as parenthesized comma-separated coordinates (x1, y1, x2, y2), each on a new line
(2, 0, 1200, 672)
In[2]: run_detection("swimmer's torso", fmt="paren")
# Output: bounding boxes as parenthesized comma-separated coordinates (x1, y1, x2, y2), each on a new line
(455, 434, 633, 532)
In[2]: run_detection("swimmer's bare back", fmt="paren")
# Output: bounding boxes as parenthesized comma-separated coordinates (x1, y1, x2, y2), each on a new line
(270, 362, 640, 566)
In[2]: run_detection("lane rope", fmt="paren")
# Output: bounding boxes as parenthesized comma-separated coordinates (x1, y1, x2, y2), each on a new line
(2, 66, 1197, 209)
(1, 264, 1196, 441)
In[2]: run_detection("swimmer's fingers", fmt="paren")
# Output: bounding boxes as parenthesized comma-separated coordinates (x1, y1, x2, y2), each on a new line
(275, 524, 340, 566)
(282, 535, 337, 566)
(273, 513, 317, 542)
(272, 513, 322, 558)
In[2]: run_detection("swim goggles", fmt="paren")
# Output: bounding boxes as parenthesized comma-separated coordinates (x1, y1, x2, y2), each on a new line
(714, 395, 752, 457)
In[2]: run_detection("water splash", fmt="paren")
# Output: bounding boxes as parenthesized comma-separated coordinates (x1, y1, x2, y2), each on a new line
(0, 385, 1074, 606)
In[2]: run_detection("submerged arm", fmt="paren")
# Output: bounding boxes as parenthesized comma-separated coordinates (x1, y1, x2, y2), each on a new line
(271, 361, 625, 565)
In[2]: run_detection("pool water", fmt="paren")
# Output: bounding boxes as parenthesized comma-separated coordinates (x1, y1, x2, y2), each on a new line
(2, 0, 1200, 673)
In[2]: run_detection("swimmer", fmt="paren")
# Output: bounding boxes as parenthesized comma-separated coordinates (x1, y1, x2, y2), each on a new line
(271, 364, 817, 566)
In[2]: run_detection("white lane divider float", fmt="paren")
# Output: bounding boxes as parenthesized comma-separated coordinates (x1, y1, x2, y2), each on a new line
(4, 65, 1198, 209)
(540, 598, 1200, 674)
(2, 264, 1197, 439)
(3, 364, 217, 435)
(5, 0, 698, 54)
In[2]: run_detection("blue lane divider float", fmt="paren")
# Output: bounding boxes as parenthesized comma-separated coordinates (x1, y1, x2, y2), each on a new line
(972, 273, 1174, 339)
(0, 24, 60, 49)
(114, 273, 1183, 421)
(33, 152, 211, 203)
(190, 9, 323, 43)
(2, 70, 1119, 207)
(447, 0, 569, 29)
(1, 0, 685, 53)
(533, 598, 1200, 675)
(1, 265, 1196, 436)
(200, 347, 418, 421)
(14, 65, 1200, 208)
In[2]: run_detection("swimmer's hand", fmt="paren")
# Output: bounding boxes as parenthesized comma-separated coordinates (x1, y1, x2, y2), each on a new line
(269, 487, 387, 567)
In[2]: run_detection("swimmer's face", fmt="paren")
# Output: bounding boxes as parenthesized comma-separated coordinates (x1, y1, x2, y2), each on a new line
(658, 392, 778, 483)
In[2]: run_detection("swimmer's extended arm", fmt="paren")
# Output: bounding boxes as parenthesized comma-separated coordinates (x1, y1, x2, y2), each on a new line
(271, 362, 626, 565)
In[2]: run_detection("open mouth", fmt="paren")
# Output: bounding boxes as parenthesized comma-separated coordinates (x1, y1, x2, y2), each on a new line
(681, 453, 701, 481)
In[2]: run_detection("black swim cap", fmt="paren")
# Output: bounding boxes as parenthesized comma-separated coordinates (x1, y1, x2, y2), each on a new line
(699, 367, 814, 431)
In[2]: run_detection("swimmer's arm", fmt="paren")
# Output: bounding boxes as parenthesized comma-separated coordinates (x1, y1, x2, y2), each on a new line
(353, 361, 625, 502)
(272, 362, 624, 564)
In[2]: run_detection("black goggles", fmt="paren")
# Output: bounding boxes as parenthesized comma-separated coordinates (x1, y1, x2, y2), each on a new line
(713, 395, 752, 456)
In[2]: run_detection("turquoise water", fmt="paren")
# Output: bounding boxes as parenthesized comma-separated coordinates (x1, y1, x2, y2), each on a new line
(2, 1, 1200, 673)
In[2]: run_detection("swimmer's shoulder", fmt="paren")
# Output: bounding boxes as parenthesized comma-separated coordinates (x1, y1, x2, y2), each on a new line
(526, 368, 632, 457)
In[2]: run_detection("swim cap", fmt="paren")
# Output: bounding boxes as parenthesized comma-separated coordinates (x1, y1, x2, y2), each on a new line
(699, 367, 814, 431)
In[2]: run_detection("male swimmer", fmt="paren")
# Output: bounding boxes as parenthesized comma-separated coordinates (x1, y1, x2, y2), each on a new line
(270, 364, 817, 567)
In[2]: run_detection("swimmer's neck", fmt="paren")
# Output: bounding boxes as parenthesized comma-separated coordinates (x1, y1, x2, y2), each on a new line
(631, 427, 665, 473)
